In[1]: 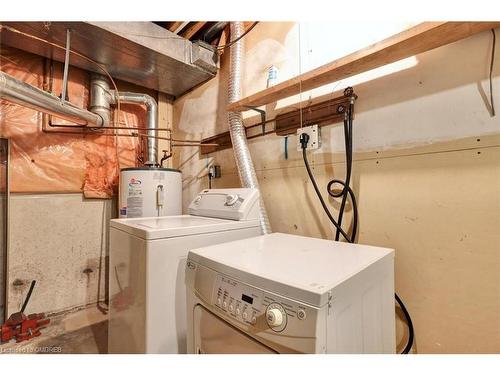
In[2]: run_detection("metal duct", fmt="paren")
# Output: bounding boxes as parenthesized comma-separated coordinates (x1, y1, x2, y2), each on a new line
(89, 74, 112, 127)
(1, 22, 218, 96)
(227, 22, 272, 234)
(113, 91, 158, 166)
(0, 71, 103, 126)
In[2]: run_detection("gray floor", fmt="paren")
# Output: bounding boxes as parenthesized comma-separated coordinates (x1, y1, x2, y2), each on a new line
(37, 320, 108, 354)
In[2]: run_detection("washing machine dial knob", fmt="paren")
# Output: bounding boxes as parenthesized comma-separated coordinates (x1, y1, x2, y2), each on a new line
(266, 308, 284, 327)
(225, 194, 239, 206)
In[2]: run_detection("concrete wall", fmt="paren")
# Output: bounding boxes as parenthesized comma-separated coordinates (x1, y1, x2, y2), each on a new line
(172, 23, 500, 353)
(6, 194, 113, 316)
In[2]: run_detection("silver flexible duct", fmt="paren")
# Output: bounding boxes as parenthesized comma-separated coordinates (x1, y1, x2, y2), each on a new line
(0, 71, 103, 126)
(112, 91, 158, 166)
(227, 22, 272, 234)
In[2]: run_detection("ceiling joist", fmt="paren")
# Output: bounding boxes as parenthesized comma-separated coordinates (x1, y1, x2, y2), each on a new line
(179, 22, 207, 40)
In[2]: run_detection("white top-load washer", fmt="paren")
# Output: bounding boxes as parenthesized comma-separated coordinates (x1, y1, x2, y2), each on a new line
(185, 233, 396, 354)
(108, 188, 262, 354)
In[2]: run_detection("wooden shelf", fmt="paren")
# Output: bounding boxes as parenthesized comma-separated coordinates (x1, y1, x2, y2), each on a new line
(228, 22, 500, 112)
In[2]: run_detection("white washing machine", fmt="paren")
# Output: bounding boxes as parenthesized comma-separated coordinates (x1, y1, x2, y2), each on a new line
(108, 188, 262, 354)
(185, 233, 396, 354)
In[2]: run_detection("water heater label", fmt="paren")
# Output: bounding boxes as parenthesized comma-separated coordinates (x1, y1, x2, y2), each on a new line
(127, 177, 143, 217)
(127, 197, 143, 217)
(128, 178, 142, 196)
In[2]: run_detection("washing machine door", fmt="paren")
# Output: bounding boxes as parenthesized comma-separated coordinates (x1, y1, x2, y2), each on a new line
(193, 305, 277, 354)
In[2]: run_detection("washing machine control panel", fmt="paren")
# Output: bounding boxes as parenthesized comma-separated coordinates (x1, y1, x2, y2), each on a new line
(212, 274, 314, 333)
(214, 275, 265, 326)
(187, 188, 260, 221)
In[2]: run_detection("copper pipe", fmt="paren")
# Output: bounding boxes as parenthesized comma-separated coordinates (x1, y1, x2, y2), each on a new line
(138, 133, 218, 146)
(135, 133, 208, 144)
(42, 118, 218, 146)
(171, 143, 219, 147)
(47, 123, 172, 131)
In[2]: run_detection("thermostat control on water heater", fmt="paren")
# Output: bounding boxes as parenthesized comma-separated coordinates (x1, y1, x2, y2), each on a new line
(188, 188, 260, 221)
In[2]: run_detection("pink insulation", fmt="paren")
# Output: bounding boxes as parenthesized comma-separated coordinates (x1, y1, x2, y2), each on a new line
(0, 46, 150, 198)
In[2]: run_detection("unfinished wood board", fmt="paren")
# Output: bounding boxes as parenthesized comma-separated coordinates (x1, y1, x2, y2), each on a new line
(166, 22, 187, 33)
(228, 22, 500, 112)
(179, 22, 207, 40)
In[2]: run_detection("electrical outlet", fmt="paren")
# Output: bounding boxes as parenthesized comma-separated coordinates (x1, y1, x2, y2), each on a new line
(208, 165, 221, 179)
(297, 125, 321, 151)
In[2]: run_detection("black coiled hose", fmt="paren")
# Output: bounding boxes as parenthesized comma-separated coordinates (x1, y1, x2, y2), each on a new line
(299, 92, 414, 354)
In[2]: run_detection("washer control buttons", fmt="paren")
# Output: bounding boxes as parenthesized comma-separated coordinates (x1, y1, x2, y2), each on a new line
(297, 309, 307, 320)
(251, 314, 257, 325)
(229, 305, 234, 313)
(235, 308, 241, 315)
(242, 312, 248, 320)
(223, 301, 227, 309)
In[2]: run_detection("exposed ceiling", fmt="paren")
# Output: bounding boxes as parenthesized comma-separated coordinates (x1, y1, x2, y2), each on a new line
(153, 22, 256, 50)
(0, 21, 257, 98)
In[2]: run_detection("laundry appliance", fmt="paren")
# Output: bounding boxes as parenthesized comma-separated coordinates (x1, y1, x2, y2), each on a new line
(185, 233, 395, 353)
(108, 188, 262, 353)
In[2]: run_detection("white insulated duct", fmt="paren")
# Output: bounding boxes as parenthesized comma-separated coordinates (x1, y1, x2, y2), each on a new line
(227, 22, 272, 234)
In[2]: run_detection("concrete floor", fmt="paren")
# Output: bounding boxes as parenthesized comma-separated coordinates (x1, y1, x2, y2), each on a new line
(0, 304, 108, 354)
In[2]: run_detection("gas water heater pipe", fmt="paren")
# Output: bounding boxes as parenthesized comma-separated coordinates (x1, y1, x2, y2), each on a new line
(227, 21, 272, 235)
(110, 90, 158, 166)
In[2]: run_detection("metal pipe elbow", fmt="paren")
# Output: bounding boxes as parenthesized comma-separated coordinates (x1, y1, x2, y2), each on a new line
(111, 91, 158, 166)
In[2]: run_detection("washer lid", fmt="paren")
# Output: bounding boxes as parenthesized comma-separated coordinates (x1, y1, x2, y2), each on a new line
(110, 215, 260, 240)
(188, 233, 394, 307)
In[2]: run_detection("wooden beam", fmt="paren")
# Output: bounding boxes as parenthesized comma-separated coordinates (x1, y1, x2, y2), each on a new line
(167, 21, 188, 34)
(227, 22, 500, 112)
(179, 22, 207, 40)
(215, 24, 229, 54)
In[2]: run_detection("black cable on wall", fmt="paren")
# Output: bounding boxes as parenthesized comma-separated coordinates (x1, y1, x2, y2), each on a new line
(299, 89, 414, 354)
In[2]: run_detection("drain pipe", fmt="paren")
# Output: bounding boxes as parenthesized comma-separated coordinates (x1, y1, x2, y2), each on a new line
(0, 71, 103, 126)
(227, 22, 272, 234)
(111, 91, 158, 166)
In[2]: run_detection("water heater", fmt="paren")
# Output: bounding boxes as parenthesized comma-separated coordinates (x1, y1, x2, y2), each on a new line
(119, 167, 182, 218)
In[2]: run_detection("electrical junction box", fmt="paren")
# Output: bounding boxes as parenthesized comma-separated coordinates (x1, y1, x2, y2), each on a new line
(297, 124, 321, 151)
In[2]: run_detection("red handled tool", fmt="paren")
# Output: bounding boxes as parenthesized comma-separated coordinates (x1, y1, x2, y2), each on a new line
(0, 280, 50, 344)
